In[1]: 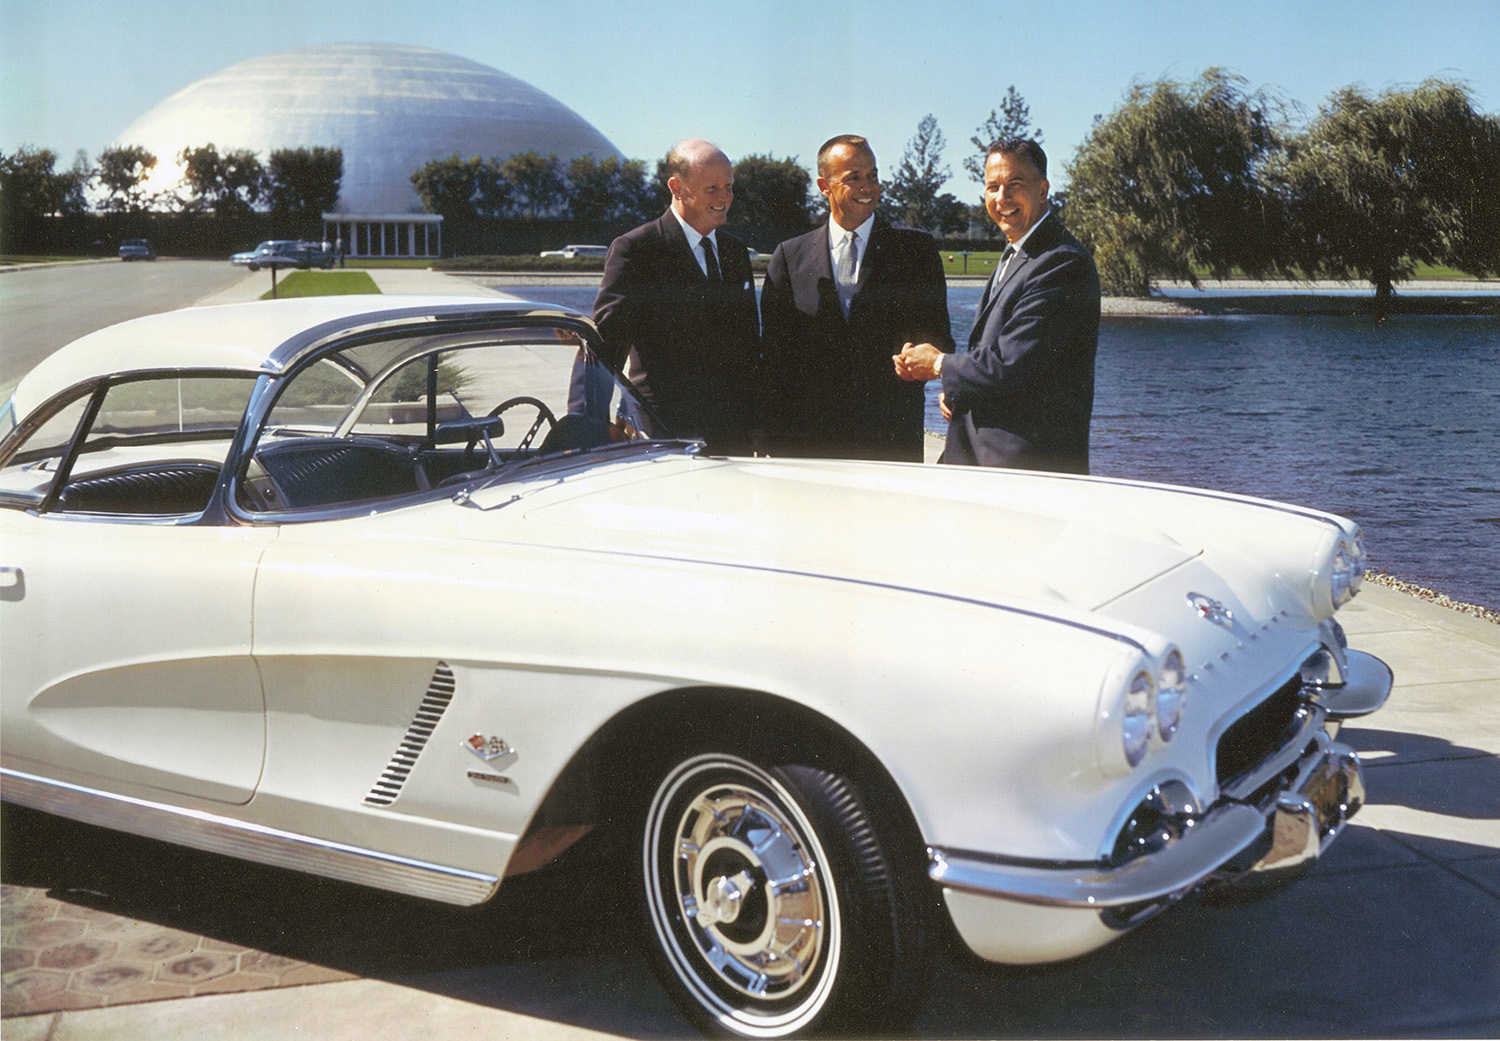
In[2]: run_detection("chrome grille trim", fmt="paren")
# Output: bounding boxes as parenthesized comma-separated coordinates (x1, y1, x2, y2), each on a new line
(365, 662, 455, 806)
(1219, 700, 1326, 802)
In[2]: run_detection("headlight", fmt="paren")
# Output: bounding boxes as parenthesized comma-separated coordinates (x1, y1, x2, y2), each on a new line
(1319, 529, 1369, 614)
(1157, 649, 1186, 740)
(1122, 670, 1156, 768)
(1101, 646, 1190, 773)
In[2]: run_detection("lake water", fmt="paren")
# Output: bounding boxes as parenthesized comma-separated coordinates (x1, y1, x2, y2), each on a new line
(490, 282, 1500, 608)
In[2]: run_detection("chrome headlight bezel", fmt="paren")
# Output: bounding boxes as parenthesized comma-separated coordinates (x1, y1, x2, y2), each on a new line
(1316, 527, 1368, 616)
(1157, 649, 1187, 740)
(1100, 644, 1189, 775)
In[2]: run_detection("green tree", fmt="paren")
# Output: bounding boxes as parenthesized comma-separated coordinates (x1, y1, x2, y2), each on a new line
(1064, 69, 1289, 296)
(267, 146, 343, 220)
(411, 153, 484, 220)
(564, 154, 653, 224)
(930, 193, 973, 237)
(885, 115, 955, 234)
(96, 144, 159, 213)
(178, 144, 264, 217)
(500, 151, 565, 218)
(1277, 78, 1500, 314)
(965, 87, 1042, 184)
(728, 154, 813, 248)
(473, 158, 514, 219)
(611, 158, 656, 226)
(0, 147, 88, 251)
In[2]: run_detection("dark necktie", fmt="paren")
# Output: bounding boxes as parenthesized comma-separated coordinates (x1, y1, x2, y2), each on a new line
(700, 236, 720, 282)
(980, 243, 1016, 313)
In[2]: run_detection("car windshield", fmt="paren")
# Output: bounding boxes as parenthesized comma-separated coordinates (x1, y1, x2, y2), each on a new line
(242, 320, 653, 513)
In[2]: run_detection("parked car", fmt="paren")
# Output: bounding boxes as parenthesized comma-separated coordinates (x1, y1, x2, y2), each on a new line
(539, 243, 609, 258)
(0, 297, 1390, 1039)
(117, 238, 155, 261)
(230, 239, 335, 271)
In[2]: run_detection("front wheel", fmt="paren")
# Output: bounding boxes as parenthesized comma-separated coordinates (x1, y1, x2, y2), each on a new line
(640, 751, 927, 1038)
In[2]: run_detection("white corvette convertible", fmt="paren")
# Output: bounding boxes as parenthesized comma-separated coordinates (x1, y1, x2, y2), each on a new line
(0, 297, 1390, 1037)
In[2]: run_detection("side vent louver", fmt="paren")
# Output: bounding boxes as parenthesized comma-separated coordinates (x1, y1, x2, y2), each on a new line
(365, 662, 456, 806)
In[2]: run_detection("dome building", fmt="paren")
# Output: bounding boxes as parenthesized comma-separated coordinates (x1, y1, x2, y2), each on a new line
(112, 42, 621, 257)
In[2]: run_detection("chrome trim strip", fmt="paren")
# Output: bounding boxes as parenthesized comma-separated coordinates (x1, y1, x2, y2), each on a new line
(965, 466, 1356, 529)
(560, 547, 1155, 654)
(1, 768, 498, 906)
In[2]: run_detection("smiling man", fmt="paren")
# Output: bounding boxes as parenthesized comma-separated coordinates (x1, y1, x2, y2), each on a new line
(760, 134, 953, 460)
(895, 138, 1100, 472)
(593, 139, 760, 452)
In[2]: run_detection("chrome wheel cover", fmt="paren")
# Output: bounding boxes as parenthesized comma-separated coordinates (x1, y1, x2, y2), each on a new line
(645, 754, 839, 1033)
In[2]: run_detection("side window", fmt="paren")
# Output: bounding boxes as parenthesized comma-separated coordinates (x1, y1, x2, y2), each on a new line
(263, 357, 363, 433)
(53, 376, 255, 516)
(0, 394, 91, 506)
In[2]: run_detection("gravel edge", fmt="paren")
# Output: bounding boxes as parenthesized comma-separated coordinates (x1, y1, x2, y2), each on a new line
(1365, 571, 1499, 625)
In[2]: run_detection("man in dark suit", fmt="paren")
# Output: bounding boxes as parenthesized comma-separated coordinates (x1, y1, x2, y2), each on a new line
(593, 139, 760, 452)
(760, 135, 952, 461)
(896, 138, 1100, 473)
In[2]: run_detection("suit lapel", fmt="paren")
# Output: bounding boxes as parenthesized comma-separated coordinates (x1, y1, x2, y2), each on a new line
(659, 210, 708, 282)
(798, 225, 842, 318)
(971, 214, 1057, 340)
(840, 218, 888, 321)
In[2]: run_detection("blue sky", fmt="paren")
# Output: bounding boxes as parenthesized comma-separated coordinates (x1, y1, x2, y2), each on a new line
(3, 0, 1498, 197)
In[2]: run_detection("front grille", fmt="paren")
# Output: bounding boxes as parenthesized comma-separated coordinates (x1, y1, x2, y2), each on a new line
(1216, 675, 1306, 787)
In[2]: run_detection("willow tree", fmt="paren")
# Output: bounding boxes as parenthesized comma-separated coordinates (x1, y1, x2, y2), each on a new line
(1276, 78, 1500, 315)
(1064, 69, 1289, 296)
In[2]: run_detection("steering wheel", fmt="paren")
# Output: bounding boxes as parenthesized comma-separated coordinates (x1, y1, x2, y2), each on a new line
(490, 396, 556, 450)
(462, 396, 557, 467)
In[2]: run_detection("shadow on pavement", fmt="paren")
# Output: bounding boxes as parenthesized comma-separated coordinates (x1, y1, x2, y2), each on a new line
(6, 732, 1499, 1039)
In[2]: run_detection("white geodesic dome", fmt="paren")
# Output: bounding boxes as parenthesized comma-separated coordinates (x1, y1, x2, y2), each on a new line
(112, 42, 621, 214)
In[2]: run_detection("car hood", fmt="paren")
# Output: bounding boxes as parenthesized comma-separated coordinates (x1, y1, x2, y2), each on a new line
(491, 456, 1201, 611)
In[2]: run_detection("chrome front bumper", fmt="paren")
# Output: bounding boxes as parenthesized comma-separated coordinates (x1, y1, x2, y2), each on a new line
(930, 729, 1363, 910)
(930, 649, 1391, 963)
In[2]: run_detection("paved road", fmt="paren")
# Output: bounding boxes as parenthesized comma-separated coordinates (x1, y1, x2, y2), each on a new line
(0, 260, 246, 401)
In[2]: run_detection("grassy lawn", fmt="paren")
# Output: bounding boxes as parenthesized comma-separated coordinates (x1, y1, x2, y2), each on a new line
(345, 258, 434, 269)
(259, 270, 380, 299)
(0, 254, 99, 264)
(939, 251, 1004, 277)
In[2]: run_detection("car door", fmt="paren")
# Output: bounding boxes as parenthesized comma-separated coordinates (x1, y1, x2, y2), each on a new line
(0, 375, 275, 805)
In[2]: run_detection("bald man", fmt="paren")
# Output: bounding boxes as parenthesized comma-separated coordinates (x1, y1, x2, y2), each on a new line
(593, 139, 761, 453)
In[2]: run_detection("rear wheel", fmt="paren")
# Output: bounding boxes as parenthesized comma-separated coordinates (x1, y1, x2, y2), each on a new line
(640, 749, 927, 1038)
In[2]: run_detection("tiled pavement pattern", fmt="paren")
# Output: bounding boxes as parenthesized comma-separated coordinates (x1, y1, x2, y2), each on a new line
(1, 883, 353, 1014)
